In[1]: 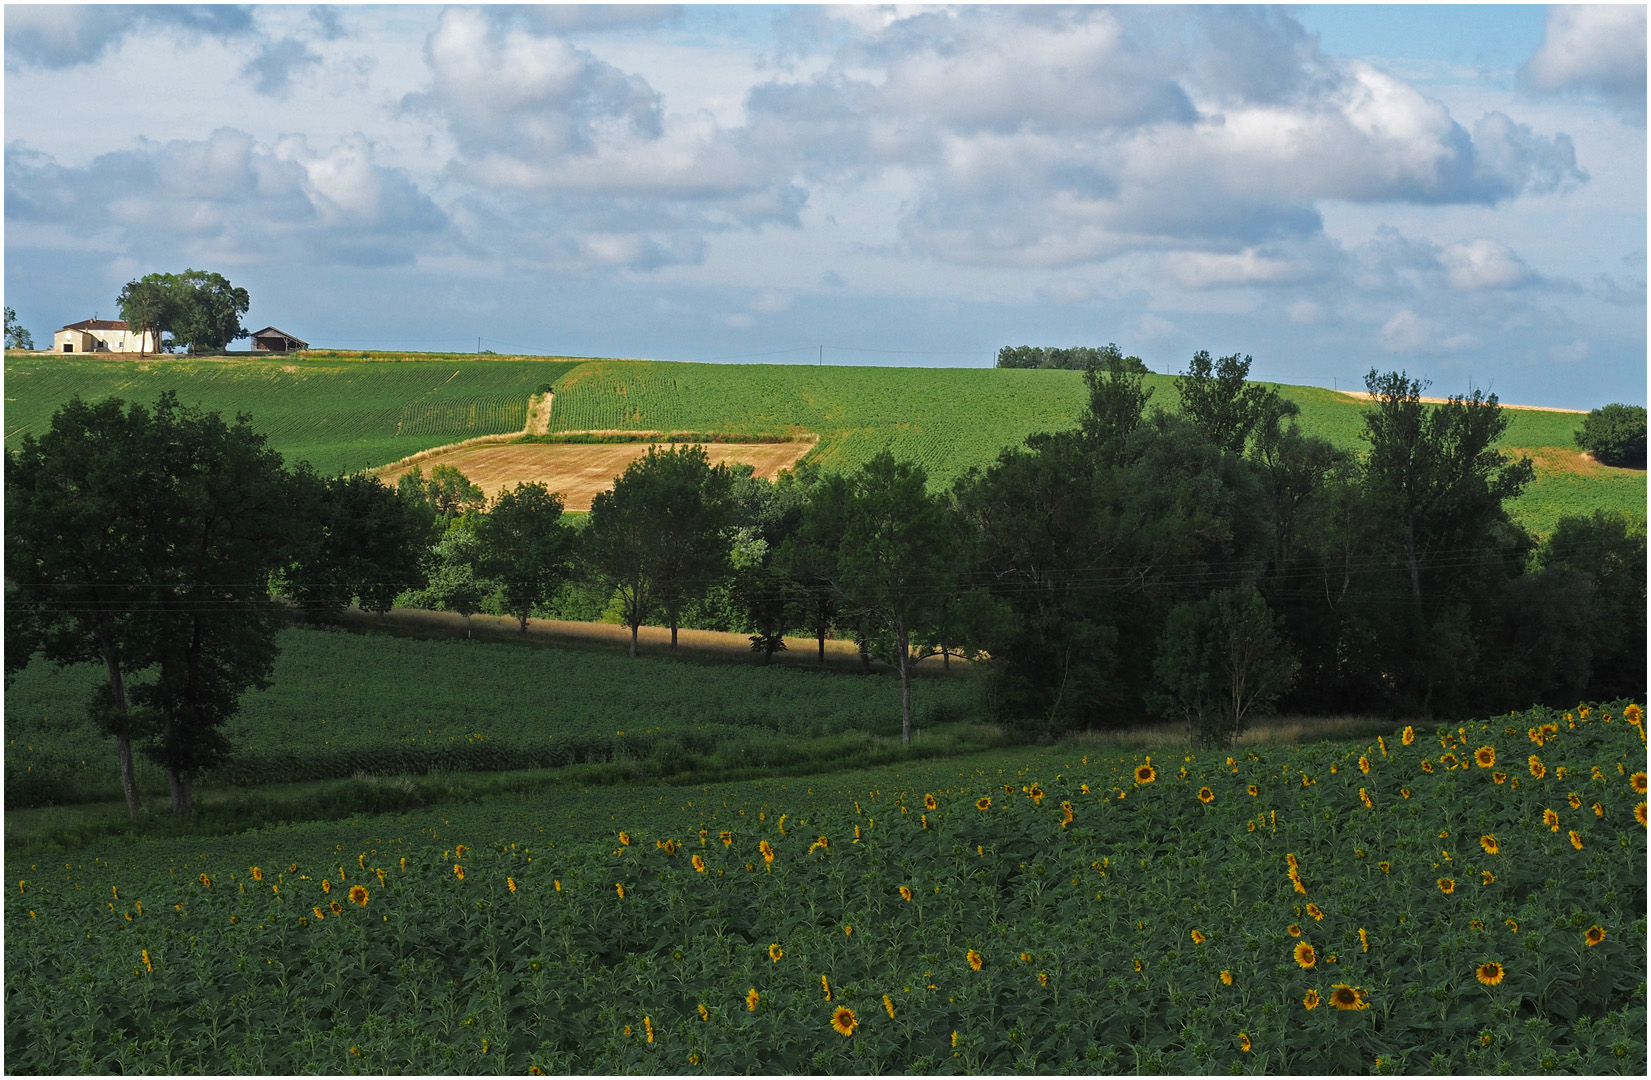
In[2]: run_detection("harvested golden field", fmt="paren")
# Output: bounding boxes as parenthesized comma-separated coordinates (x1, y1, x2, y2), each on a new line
(375, 439, 815, 510)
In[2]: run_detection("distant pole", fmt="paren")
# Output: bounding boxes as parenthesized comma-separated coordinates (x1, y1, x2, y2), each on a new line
(819, 344, 823, 366)
(477, 336, 481, 356)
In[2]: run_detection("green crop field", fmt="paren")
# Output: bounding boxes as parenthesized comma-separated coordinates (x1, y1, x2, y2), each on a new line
(5, 704, 1644, 1074)
(4, 354, 1642, 535)
(2, 356, 584, 476)
(4, 626, 978, 809)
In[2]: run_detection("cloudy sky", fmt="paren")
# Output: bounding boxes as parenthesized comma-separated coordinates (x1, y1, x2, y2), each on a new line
(5, 4, 1645, 408)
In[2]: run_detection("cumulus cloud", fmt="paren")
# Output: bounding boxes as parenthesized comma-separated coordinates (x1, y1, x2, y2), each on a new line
(1438, 239, 1534, 291)
(740, 8, 1586, 270)
(5, 4, 254, 70)
(1377, 308, 1480, 355)
(1519, 5, 1647, 124)
(4, 130, 446, 268)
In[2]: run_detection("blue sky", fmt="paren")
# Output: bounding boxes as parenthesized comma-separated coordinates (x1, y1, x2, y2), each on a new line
(5, 4, 1645, 408)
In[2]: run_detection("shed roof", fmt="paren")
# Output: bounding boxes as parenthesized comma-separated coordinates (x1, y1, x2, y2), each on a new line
(62, 319, 130, 331)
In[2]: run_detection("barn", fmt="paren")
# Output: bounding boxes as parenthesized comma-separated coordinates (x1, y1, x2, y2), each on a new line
(249, 327, 309, 353)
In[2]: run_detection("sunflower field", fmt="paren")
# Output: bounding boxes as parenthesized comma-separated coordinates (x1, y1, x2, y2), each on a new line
(5, 702, 1645, 1074)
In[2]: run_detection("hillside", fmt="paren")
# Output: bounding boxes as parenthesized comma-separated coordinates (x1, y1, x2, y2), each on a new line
(5, 353, 1643, 535)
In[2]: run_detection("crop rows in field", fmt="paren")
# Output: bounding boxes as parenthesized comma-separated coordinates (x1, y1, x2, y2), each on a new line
(3, 358, 583, 476)
(3, 627, 976, 807)
(6, 704, 1644, 1074)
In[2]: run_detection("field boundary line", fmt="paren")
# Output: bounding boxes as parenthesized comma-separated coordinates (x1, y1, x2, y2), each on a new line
(1331, 389, 1587, 414)
(370, 391, 551, 476)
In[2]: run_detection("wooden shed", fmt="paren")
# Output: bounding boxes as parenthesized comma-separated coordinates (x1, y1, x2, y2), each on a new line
(249, 326, 309, 353)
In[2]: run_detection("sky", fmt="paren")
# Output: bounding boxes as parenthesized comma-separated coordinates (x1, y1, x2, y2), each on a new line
(4, 4, 1645, 409)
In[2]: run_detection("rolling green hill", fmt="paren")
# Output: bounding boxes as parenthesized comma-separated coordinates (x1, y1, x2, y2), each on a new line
(4, 353, 1642, 535)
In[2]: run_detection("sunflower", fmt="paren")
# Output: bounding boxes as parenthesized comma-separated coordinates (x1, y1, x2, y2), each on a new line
(349, 885, 368, 906)
(1377, 735, 1388, 757)
(1293, 942, 1316, 969)
(924, 793, 937, 810)
(1632, 772, 1648, 795)
(745, 987, 759, 1011)
(1467, 959, 1506, 988)
(967, 948, 984, 971)
(615, 883, 626, 899)
(199, 873, 211, 888)
(1357, 755, 1370, 774)
(1037, 972, 1048, 987)
(1543, 808, 1560, 831)
(830, 1006, 857, 1036)
(453, 865, 464, 881)
(1592, 801, 1605, 818)
(1626, 704, 1644, 726)
(1477, 834, 1500, 855)
(1359, 788, 1373, 809)
(759, 839, 775, 865)
(1568, 791, 1582, 809)
(692, 854, 706, 873)
(1235, 1031, 1252, 1053)
(1329, 984, 1367, 1010)
(820, 975, 832, 1002)
(1402, 725, 1415, 746)
(250, 866, 263, 881)
(1441, 753, 1459, 768)
(1197, 787, 1214, 804)
(1421, 761, 1435, 774)
(1529, 756, 1546, 779)
(1135, 763, 1156, 784)
(1437, 878, 1455, 895)
(1027, 783, 1045, 804)
(1474, 746, 1496, 768)
(1636, 802, 1648, 827)
(1585, 925, 1605, 946)
(1358, 927, 1370, 952)
(1569, 830, 1584, 850)
(1302, 988, 1321, 1010)
(769, 943, 784, 963)
(1306, 904, 1324, 921)
(1220, 969, 1234, 986)
(1191, 930, 1206, 944)
(1286, 923, 1302, 937)
(882, 994, 896, 1019)
(975, 796, 991, 811)
(312, 906, 326, 920)
(720, 830, 733, 847)
(1059, 801, 1075, 827)
(327, 899, 342, 916)
(321, 878, 331, 894)
(618, 832, 631, 847)
(1506, 919, 1519, 932)
(898, 885, 913, 901)
(1247, 784, 1259, 797)
(1492, 771, 1506, 785)
(1482, 870, 1496, 885)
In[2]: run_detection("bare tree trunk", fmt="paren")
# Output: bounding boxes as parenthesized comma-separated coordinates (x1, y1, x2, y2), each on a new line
(100, 645, 141, 819)
(857, 636, 871, 674)
(670, 616, 678, 648)
(519, 612, 529, 633)
(180, 772, 194, 814)
(817, 623, 827, 664)
(629, 621, 640, 658)
(160, 705, 188, 815)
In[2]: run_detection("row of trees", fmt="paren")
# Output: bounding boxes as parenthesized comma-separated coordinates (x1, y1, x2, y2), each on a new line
(8, 355, 1645, 813)
(996, 343, 1150, 372)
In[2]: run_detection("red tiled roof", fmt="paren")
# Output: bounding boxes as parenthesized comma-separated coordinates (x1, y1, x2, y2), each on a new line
(62, 319, 130, 331)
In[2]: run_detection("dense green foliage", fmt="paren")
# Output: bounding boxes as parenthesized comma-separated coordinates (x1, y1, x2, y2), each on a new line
(1576, 404, 1648, 469)
(117, 269, 250, 355)
(995, 344, 1149, 372)
(3, 357, 584, 476)
(4, 626, 978, 809)
(6, 704, 1644, 1074)
(4, 306, 34, 350)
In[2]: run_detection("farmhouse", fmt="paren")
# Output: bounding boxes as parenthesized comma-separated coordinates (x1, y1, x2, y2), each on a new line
(52, 319, 159, 354)
(249, 326, 309, 353)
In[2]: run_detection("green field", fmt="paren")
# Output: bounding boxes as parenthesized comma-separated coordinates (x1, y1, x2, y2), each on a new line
(5, 705, 1644, 1073)
(4, 626, 979, 809)
(4, 354, 1642, 534)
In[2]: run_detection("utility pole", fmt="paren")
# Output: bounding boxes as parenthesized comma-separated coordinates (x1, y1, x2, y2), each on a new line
(477, 336, 481, 356)
(819, 344, 823, 366)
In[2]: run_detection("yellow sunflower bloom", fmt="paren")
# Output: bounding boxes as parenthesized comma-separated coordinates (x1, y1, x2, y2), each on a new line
(1528, 755, 1546, 779)
(615, 883, 626, 899)
(1329, 984, 1367, 1010)
(1293, 942, 1316, 969)
(1437, 878, 1455, 895)
(820, 976, 832, 1002)
(1474, 746, 1495, 768)
(1303, 989, 1320, 1010)
(1568, 792, 1582, 809)
(349, 885, 368, 906)
(329, 900, 343, 915)
(618, 832, 630, 847)
(1247, 784, 1259, 796)
(1134, 763, 1156, 785)
(769, 943, 783, 963)
(1475, 961, 1504, 986)
(1190, 930, 1206, 944)
(746, 988, 759, 1011)
(1569, 830, 1584, 850)
(1482, 870, 1496, 885)
(1401, 725, 1415, 746)
(1238, 1032, 1252, 1052)
(1358, 928, 1370, 953)
(924, 793, 937, 810)
(759, 839, 775, 865)
(1636, 801, 1648, 827)
(899, 885, 913, 901)
(1305, 904, 1324, 921)
(883, 995, 895, 1019)
(975, 796, 991, 811)
(1220, 970, 1234, 986)
(321, 878, 331, 894)
(1543, 808, 1560, 831)
(692, 854, 706, 873)
(1585, 925, 1605, 946)
(250, 867, 263, 881)
(1632, 772, 1648, 795)
(1197, 787, 1214, 804)
(831, 1006, 857, 1036)
(967, 948, 984, 971)
(1287, 924, 1302, 937)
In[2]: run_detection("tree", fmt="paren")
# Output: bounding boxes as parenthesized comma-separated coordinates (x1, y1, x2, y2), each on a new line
(997, 344, 1150, 372)
(6, 392, 299, 815)
(477, 482, 577, 632)
(584, 445, 732, 655)
(115, 280, 172, 358)
(1079, 347, 1155, 463)
(1532, 511, 1647, 700)
(4, 306, 34, 350)
(410, 523, 488, 635)
(6, 397, 164, 817)
(784, 468, 849, 664)
(397, 463, 487, 526)
(1175, 350, 1283, 456)
(1153, 584, 1299, 749)
(281, 469, 431, 619)
(1575, 403, 1647, 468)
(834, 450, 962, 744)
(117, 269, 250, 354)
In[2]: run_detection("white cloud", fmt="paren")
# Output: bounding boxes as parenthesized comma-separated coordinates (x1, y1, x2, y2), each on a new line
(1438, 239, 1534, 291)
(1548, 338, 1592, 364)
(749, 289, 793, 313)
(1378, 308, 1480, 354)
(1286, 299, 1323, 325)
(4, 4, 255, 70)
(1520, 5, 1647, 124)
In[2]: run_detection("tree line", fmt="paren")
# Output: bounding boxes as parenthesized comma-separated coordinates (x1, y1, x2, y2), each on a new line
(7, 357, 1645, 816)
